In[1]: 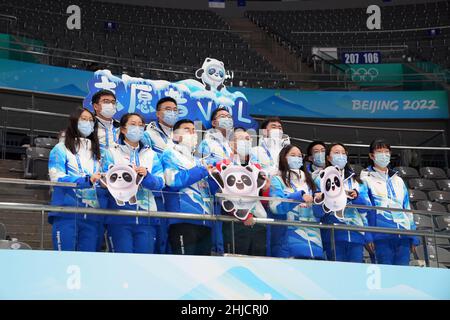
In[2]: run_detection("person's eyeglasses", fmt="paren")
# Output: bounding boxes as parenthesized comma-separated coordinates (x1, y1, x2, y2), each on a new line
(216, 114, 232, 119)
(100, 99, 117, 105)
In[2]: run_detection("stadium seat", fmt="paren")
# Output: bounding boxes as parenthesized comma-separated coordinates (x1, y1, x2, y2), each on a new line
(0, 240, 32, 250)
(415, 200, 447, 214)
(394, 166, 420, 179)
(435, 215, 450, 232)
(428, 191, 450, 204)
(408, 178, 437, 191)
(436, 179, 450, 191)
(23, 147, 50, 180)
(0, 223, 6, 240)
(420, 167, 448, 180)
(413, 214, 434, 230)
(415, 245, 450, 265)
(34, 137, 58, 149)
(424, 237, 450, 248)
(408, 189, 428, 202)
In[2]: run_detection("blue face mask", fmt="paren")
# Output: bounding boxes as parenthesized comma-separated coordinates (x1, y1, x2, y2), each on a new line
(217, 117, 234, 130)
(287, 156, 303, 170)
(78, 120, 94, 137)
(162, 110, 179, 127)
(313, 151, 326, 167)
(125, 125, 144, 143)
(330, 154, 348, 169)
(374, 152, 390, 168)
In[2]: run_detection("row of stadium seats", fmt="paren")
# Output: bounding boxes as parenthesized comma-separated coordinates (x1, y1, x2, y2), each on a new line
(0, 0, 279, 79)
(0, 222, 31, 250)
(246, 1, 450, 69)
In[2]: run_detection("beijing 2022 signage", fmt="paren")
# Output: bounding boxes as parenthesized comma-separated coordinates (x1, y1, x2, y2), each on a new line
(83, 57, 258, 129)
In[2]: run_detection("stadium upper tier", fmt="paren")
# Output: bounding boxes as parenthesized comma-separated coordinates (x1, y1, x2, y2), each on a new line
(0, 0, 448, 89)
(246, 1, 450, 69)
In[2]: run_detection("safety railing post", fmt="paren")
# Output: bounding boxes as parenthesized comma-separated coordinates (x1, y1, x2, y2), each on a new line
(422, 235, 430, 267)
(40, 209, 44, 250)
(231, 221, 235, 254)
(330, 227, 337, 261)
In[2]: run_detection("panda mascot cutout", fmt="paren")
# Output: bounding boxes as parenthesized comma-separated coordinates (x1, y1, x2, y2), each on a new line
(100, 164, 143, 206)
(195, 57, 228, 91)
(314, 166, 349, 219)
(210, 163, 267, 221)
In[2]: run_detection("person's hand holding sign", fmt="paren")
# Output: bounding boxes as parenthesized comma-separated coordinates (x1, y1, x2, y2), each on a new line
(133, 165, 148, 177)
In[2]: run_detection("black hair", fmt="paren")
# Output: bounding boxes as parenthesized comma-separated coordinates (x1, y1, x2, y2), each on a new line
(260, 117, 282, 130)
(91, 89, 116, 105)
(173, 119, 194, 132)
(210, 106, 231, 123)
(64, 107, 101, 160)
(118, 113, 146, 142)
(326, 142, 362, 184)
(156, 97, 177, 111)
(278, 144, 316, 193)
(369, 138, 391, 167)
(307, 140, 326, 157)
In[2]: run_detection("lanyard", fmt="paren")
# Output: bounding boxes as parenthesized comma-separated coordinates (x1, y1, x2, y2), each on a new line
(98, 120, 114, 147)
(211, 136, 230, 158)
(130, 149, 140, 167)
(156, 122, 169, 143)
(75, 154, 97, 177)
(261, 141, 275, 166)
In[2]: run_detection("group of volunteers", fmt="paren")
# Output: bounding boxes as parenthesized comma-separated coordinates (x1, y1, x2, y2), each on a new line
(48, 89, 419, 266)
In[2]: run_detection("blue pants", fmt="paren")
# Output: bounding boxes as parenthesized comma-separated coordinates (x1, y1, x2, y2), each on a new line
(96, 223, 106, 252)
(375, 238, 411, 266)
(52, 217, 99, 252)
(155, 219, 169, 254)
(107, 224, 157, 254)
(325, 242, 364, 263)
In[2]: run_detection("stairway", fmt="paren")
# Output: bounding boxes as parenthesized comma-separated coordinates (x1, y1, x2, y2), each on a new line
(223, 16, 315, 85)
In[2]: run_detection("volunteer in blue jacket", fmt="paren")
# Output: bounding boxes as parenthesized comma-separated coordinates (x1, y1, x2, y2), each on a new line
(48, 107, 102, 252)
(197, 106, 234, 252)
(142, 96, 178, 153)
(141, 97, 179, 254)
(197, 106, 233, 166)
(250, 117, 290, 176)
(92, 89, 120, 153)
(269, 144, 324, 259)
(305, 141, 327, 180)
(101, 113, 165, 254)
(161, 119, 219, 255)
(313, 143, 374, 263)
(360, 139, 419, 266)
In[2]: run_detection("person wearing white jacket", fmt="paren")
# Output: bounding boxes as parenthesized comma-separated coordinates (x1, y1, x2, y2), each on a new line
(48, 107, 103, 252)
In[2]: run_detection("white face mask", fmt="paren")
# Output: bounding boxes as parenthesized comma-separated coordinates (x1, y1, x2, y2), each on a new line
(236, 140, 252, 158)
(180, 133, 198, 150)
(269, 129, 283, 140)
(100, 103, 116, 119)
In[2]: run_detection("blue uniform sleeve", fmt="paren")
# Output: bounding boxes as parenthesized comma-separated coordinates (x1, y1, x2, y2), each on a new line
(48, 144, 92, 189)
(141, 131, 154, 149)
(363, 180, 377, 229)
(101, 148, 115, 173)
(142, 152, 165, 191)
(269, 176, 304, 214)
(162, 149, 209, 190)
(351, 182, 372, 212)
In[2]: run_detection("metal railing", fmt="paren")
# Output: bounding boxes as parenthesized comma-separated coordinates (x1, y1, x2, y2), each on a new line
(2, 106, 448, 167)
(0, 176, 449, 267)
